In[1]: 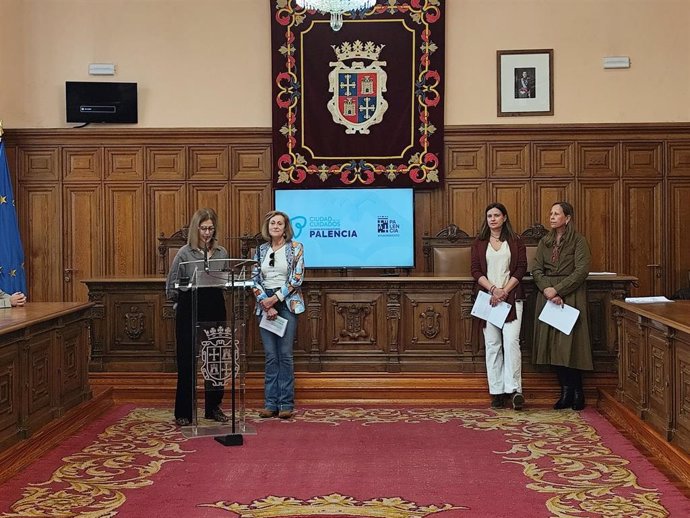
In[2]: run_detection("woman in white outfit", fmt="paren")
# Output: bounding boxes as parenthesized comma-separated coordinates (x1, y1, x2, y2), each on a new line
(470, 203, 528, 410)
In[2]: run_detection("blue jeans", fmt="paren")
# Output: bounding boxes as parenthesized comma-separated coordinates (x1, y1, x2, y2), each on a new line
(259, 293, 298, 411)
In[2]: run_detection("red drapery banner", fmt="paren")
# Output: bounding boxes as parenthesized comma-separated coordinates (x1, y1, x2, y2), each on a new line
(271, 0, 445, 189)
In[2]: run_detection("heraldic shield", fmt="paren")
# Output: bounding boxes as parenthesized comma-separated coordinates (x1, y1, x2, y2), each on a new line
(174, 257, 257, 443)
(327, 41, 388, 135)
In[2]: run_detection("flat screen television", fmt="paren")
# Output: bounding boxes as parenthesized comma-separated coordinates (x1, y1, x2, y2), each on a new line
(66, 81, 138, 123)
(274, 188, 415, 269)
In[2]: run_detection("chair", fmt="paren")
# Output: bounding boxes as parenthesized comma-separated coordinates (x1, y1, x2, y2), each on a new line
(422, 224, 474, 276)
(157, 227, 189, 274)
(422, 222, 548, 276)
(238, 232, 263, 260)
(519, 223, 548, 273)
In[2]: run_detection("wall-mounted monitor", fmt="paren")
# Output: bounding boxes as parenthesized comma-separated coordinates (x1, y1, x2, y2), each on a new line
(66, 81, 138, 123)
(274, 188, 415, 269)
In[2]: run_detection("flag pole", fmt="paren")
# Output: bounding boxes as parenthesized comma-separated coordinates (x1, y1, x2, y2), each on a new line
(0, 119, 4, 141)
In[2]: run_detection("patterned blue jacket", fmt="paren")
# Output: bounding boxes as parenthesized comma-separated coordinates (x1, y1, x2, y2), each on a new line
(252, 240, 305, 315)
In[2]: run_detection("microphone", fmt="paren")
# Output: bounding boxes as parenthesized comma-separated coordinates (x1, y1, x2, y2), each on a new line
(203, 241, 210, 273)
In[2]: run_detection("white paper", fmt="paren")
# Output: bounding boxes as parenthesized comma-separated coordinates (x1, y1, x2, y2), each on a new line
(259, 313, 288, 337)
(471, 290, 512, 328)
(624, 296, 672, 304)
(538, 300, 580, 335)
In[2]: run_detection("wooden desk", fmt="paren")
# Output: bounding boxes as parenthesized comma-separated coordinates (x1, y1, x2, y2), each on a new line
(613, 300, 690, 453)
(84, 275, 635, 374)
(0, 302, 93, 451)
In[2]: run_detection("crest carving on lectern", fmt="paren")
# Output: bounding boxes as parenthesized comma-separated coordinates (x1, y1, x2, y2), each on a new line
(200, 325, 239, 387)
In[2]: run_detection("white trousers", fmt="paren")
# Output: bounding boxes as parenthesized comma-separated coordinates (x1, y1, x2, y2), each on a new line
(483, 301, 523, 395)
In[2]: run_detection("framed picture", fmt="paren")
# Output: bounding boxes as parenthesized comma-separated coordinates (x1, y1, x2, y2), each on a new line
(497, 49, 553, 117)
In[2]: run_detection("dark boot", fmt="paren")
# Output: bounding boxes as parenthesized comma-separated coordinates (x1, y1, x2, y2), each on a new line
(553, 367, 574, 410)
(571, 369, 585, 410)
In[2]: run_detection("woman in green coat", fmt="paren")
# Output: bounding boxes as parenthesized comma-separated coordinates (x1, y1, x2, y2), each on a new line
(532, 201, 592, 410)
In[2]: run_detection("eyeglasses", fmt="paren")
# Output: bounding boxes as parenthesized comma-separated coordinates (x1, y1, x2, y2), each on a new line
(269, 252, 275, 267)
(199, 226, 215, 233)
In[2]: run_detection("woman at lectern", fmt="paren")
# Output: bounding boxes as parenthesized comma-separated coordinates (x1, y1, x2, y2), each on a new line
(471, 203, 528, 410)
(166, 208, 230, 426)
(252, 210, 305, 420)
(532, 201, 592, 411)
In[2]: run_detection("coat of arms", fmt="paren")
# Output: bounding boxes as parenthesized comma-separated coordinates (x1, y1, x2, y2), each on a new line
(327, 40, 388, 134)
(200, 325, 239, 387)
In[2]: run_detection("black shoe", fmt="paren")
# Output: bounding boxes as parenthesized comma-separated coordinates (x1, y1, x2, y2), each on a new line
(175, 417, 191, 426)
(205, 407, 230, 422)
(553, 386, 574, 410)
(572, 388, 585, 410)
(511, 392, 525, 410)
(491, 394, 504, 409)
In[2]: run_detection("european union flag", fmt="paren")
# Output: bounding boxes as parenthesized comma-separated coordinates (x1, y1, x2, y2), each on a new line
(0, 140, 27, 295)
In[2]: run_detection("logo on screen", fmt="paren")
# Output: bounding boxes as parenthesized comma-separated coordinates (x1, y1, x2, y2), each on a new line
(377, 216, 400, 235)
(308, 216, 358, 238)
(291, 216, 307, 238)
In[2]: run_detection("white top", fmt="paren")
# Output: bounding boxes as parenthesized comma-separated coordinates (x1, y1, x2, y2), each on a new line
(262, 244, 288, 291)
(486, 241, 511, 289)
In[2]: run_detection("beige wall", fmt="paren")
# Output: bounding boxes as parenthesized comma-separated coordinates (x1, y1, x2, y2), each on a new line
(1, 0, 688, 128)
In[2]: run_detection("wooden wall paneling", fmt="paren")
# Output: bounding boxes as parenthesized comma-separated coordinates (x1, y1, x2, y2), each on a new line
(616, 312, 645, 413)
(0, 343, 20, 448)
(668, 142, 690, 177)
(578, 142, 619, 178)
(413, 189, 445, 269)
(104, 184, 144, 275)
(26, 331, 54, 431)
(18, 147, 60, 182)
(445, 143, 487, 179)
(645, 325, 673, 439)
(147, 184, 187, 273)
(63, 184, 103, 302)
(230, 145, 272, 181)
(401, 289, 460, 371)
(19, 184, 62, 301)
(488, 142, 530, 178)
(674, 336, 690, 447)
(668, 180, 690, 292)
(145, 146, 186, 181)
(188, 146, 229, 181)
(62, 147, 103, 182)
(322, 291, 387, 371)
(104, 147, 144, 181)
(622, 142, 663, 178)
(622, 180, 663, 296)
(230, 183, 271, 256)
(578, 180, 620, 273)
(533, 179, 575, 227)
(189, 183, 230, 239)
(57, 321, 89, 409)
(4, 144, 19, 190)
(488, 180, 531, 232)
(447, 181, 487, 235)
(533, 142, 575, 177)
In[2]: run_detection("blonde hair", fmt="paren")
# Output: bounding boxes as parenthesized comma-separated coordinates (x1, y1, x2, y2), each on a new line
(187, 208, 218, 249)
(261, 210, 294, 242)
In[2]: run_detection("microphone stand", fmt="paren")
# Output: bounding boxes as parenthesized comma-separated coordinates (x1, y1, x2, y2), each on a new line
(203, 241, 210, 273)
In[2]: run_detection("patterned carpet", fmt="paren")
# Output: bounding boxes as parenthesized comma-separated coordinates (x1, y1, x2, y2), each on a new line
(0, 406, 688, 517)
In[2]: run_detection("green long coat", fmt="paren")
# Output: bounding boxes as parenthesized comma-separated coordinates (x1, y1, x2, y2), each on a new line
(531, 232, 593, 370)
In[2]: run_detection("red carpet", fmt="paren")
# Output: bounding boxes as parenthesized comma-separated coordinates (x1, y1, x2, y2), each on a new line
(1, 406, 688, 517)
